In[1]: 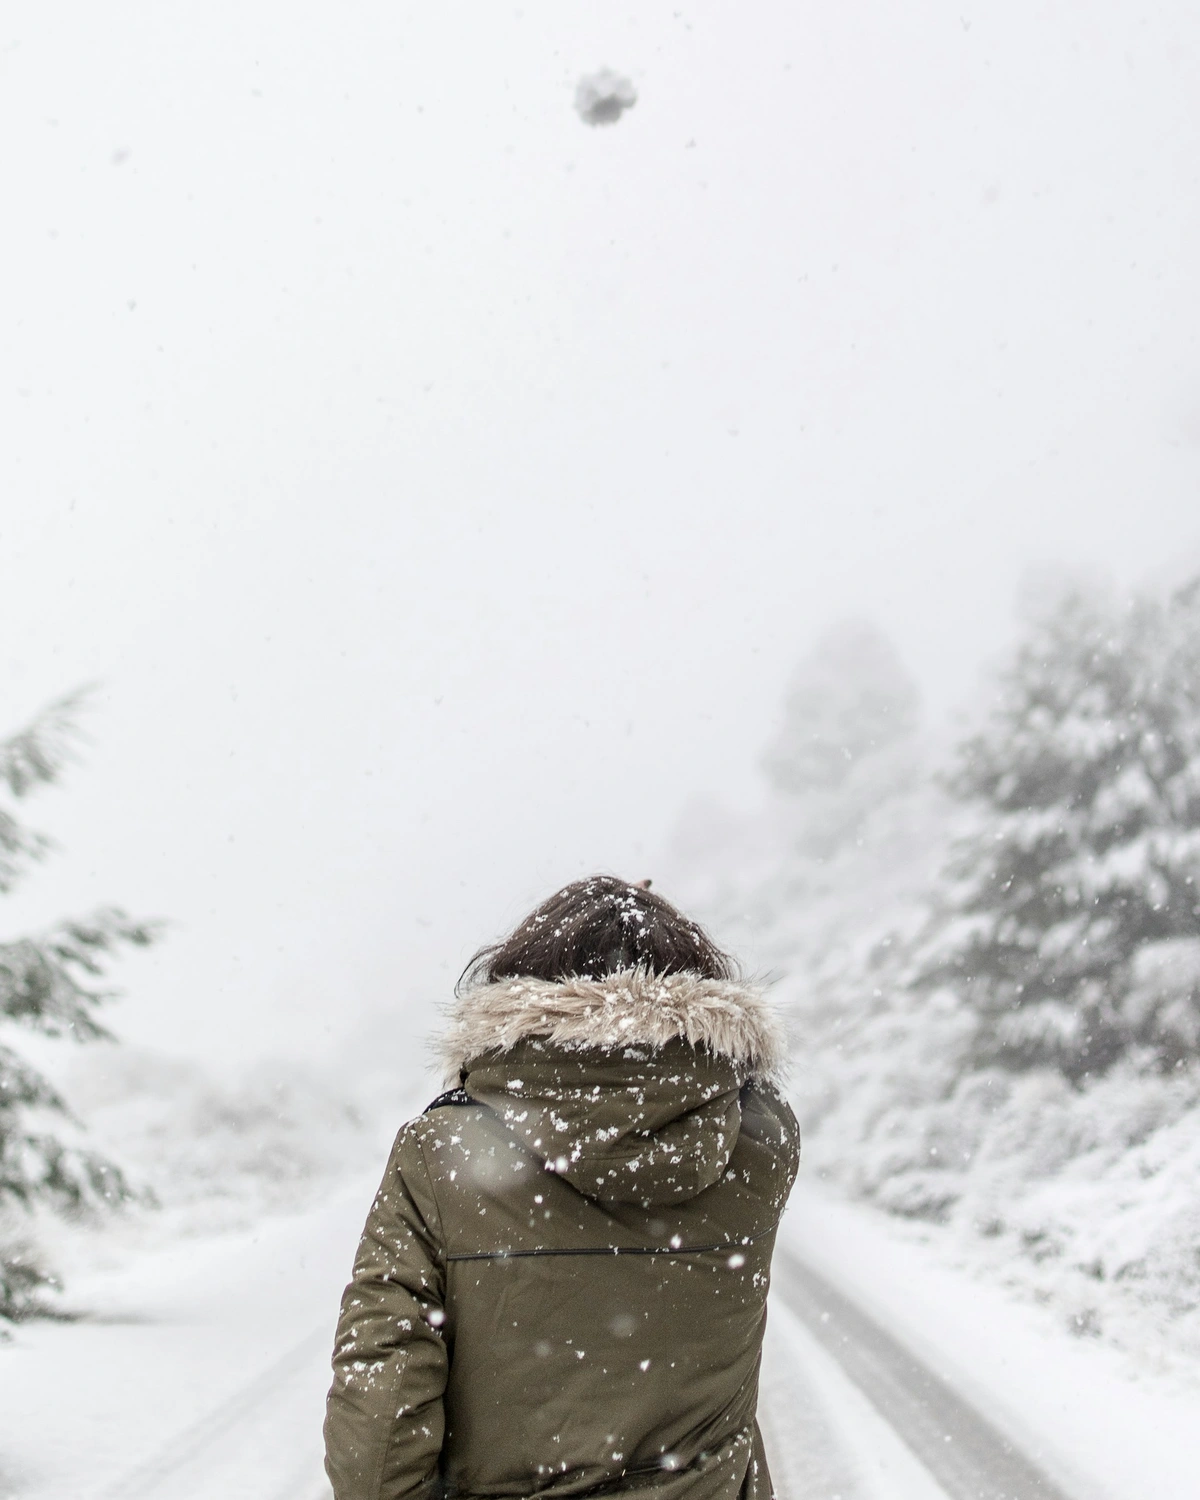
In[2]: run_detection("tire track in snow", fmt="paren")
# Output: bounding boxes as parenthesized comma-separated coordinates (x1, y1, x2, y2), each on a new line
(759, 1311, 875, 1500)
(98, 1323, 330, 1500)
(772, 1249, 1077, 1500)
(97, 1241, 1076, 1500)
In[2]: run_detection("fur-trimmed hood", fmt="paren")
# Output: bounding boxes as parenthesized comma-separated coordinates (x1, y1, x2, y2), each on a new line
(437, 971, 789, 1206)
(439, 968, 787, 1084)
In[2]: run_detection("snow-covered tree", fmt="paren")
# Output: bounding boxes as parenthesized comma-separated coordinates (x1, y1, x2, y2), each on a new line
(662, 622, 947, 1121)
(763, 619, 920, 800)
(918, 581, 1200, 1079)
(664, 595, 1200, 1343)
(0, 694, 158, 1321)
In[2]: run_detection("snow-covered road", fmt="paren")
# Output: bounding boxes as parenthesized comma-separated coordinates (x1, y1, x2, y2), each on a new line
(98, 1323, 333, 1500)
(3, 1177, 1196, 1500)
(766, 1256, 1065, 1500)
(0, 1176, 376, 1500)
(761, 1301, 952, 1500)
(776, 1183, 1200, 1500)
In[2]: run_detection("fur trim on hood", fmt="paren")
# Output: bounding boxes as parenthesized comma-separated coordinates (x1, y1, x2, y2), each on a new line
(439, 968, 788, 1084)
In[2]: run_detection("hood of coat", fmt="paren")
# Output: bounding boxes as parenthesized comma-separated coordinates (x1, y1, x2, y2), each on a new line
(438, 970, 787, 1207)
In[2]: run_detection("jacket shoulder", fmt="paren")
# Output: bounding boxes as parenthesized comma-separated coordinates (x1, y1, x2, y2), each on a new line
(398, 1092, 495, 1171)
(741, 1081, 802, 1180)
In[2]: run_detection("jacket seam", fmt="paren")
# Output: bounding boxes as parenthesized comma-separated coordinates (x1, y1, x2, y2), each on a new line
(366, 1349, 411, 1500)
(563, 1139, 735, 1166)
(412, 1124, 449, 1273)
(444, 1218, 781, 1262)
(366, 1130, 446, 1500)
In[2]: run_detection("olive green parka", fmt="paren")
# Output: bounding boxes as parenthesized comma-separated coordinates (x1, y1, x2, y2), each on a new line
(325, 970, 800, 1500)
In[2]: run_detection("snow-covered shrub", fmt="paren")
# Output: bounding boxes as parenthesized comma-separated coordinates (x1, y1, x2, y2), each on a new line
(61, 1047, 382, 1233)
(21, 1044, 388, 1306)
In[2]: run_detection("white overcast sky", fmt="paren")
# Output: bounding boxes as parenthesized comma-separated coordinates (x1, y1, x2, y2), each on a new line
(2, 3, 1199, 1071)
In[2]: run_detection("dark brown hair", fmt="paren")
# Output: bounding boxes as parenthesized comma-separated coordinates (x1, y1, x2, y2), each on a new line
(460, 875, 735, 989)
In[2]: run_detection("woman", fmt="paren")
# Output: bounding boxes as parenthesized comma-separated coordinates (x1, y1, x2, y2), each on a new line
(325, 875, 799, 1500)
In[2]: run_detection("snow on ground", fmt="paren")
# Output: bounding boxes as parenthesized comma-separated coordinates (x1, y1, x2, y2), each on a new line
(799, 1038, 1200, 1367)
(0, 1171, 378, 1500)
(12, 1045, 402, 1326)
(781, 1178, 1200, 1500)
(2, 1167, 955, 1500)
(0, 1039, 419, 1497)
(760, 1305, 950, 1500)
(6, 1157, 1195, 1500)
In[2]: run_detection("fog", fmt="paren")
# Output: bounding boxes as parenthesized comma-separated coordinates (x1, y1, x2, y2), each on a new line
(3, 0, 1198, 1075)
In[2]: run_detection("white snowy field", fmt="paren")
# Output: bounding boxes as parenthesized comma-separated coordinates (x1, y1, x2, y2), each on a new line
(3, 1166, 1196, 1500)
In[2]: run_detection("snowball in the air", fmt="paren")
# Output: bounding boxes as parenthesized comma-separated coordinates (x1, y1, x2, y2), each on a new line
(575, 70, 637, 127)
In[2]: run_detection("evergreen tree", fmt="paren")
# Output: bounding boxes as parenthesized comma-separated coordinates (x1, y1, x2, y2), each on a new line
(757, 620, 926, 870)
(762, 619, 920, 799)
(918, 581, 1200, 1079)
(0, 693, 158, 1321)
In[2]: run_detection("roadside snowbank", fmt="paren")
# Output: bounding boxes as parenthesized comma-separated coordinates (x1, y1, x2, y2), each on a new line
(782, 1179, 1200, 1500)
(805, 1054, 1200, 1364)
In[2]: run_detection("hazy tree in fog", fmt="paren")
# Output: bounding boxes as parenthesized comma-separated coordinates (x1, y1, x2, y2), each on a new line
(760, 620, 924, 863)
(763, 620, 920, 797)
(917, 581, 1200, 1079)
(0, 694, 158, 1321)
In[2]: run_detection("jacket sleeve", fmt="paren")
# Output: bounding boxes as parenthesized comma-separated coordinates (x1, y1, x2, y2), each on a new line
(325, 1123, 449, 1500)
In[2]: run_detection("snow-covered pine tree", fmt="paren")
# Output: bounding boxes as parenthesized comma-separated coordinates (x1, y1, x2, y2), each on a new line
(759, 619, 925, 867)
(917, 580, 1200, 1080)
(0, 693, 158, 1321)
(763, 619, 920, 800)
(749, 622, 958, 1147)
